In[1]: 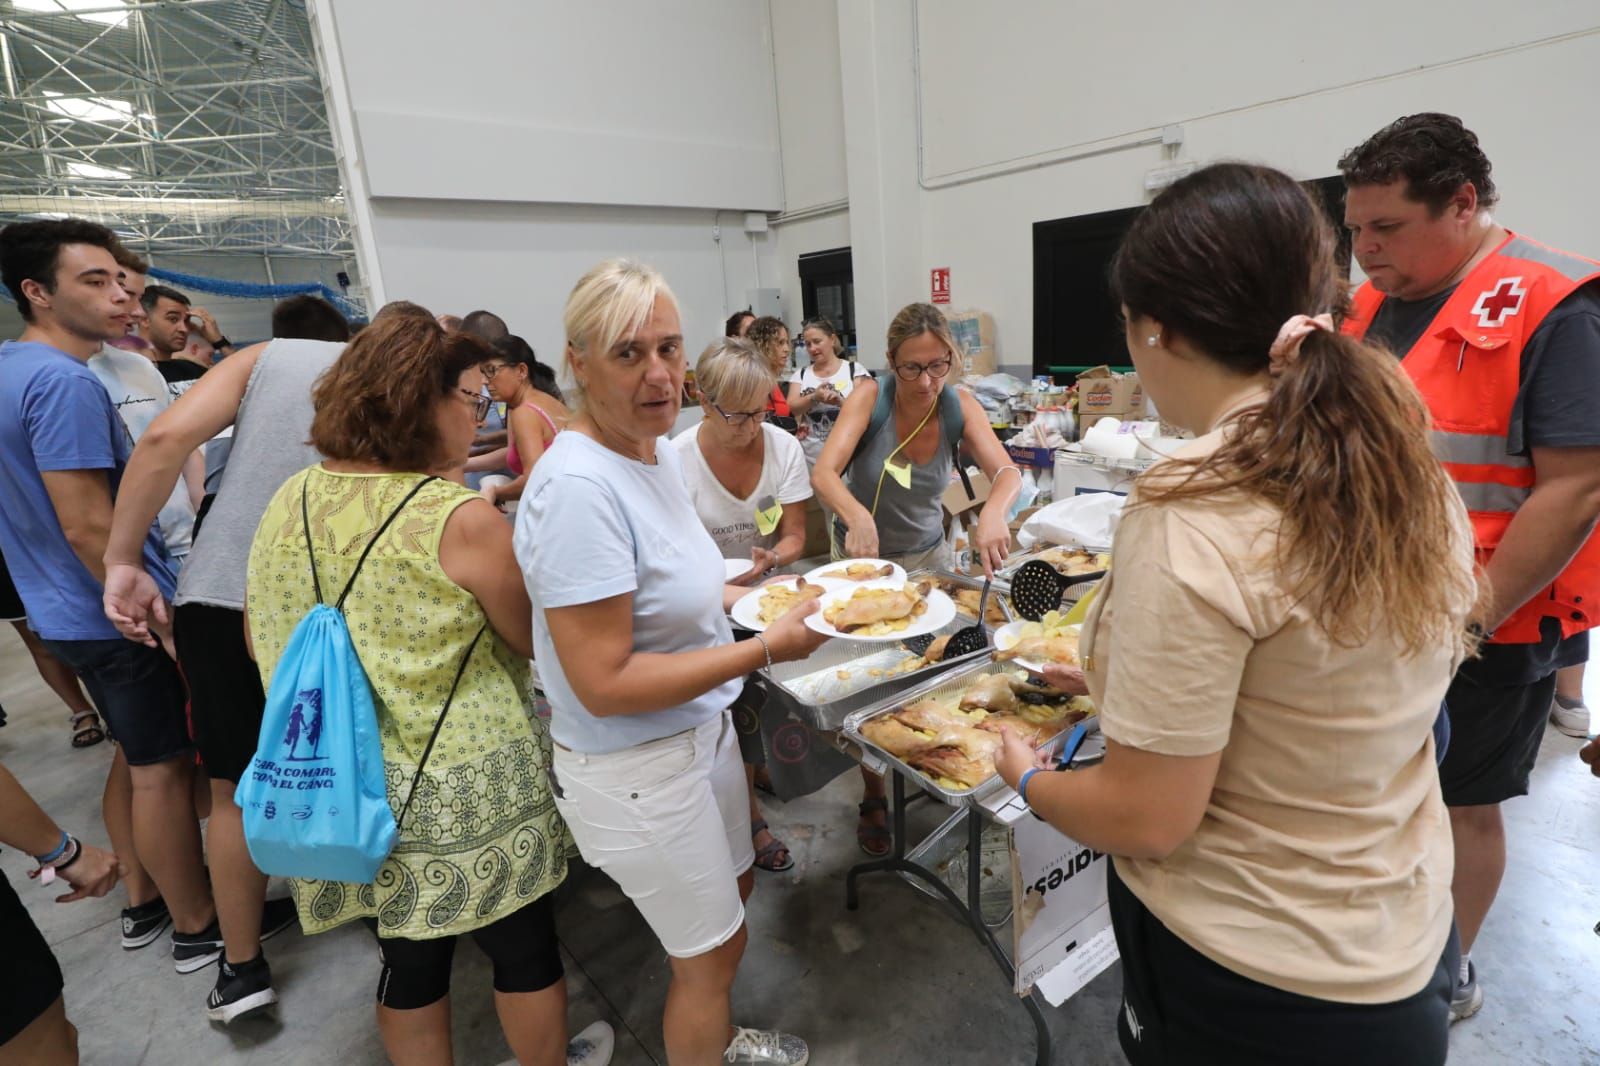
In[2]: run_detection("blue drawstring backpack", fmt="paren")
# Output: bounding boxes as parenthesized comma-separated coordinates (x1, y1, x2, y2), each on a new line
(235, 476, 483, 884)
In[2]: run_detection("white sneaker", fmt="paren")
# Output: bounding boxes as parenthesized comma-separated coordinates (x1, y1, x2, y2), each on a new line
(567, 1020, 614, 1066)
(1551, 696, 1590, 739)
(724, 1026, 809, 1065)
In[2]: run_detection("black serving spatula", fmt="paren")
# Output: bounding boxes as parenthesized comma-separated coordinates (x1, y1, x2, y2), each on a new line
(1008, 559, 1071, 622)
(903, 576, 992, 660)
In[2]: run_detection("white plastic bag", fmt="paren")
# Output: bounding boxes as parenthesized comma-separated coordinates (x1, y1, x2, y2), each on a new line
(1016, 493, 1128, 551)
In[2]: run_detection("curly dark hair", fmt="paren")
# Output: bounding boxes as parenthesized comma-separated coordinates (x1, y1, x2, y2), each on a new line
(1338, 113, 1497, 213)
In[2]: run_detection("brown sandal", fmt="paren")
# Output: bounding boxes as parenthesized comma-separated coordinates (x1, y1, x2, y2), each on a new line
(751, 819, 794, 872)
(70, 710, 106, 749)
(856, 798, 891, 857)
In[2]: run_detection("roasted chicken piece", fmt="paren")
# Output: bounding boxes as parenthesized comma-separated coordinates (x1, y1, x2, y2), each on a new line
(908, 738, 1000, 790)
(922, 634, 953, 662)
(823, 562, 895, 581)
(860, 716, 940, 758)
(958, 673, 1019, 714)
(977, 713, 1064, 747)
(1038, 547, 1104, 576)
(994, 633, 1080, 665)
(950, 587, 1008, 627)
(826, 580, 932, 632)
(757, 578, 825, 625)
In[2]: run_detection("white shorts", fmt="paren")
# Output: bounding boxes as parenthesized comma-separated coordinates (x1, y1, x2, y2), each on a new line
(551, 711, 754, 958)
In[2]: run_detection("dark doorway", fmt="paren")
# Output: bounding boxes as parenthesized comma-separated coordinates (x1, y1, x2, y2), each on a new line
(1031, 176, 1351, 380)
(798, 246, 856, 354)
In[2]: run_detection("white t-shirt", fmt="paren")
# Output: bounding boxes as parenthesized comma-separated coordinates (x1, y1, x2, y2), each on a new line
(795, 359, 873, 463)
(671, 423, 811, 558)
(515, 431, 741, 754)
(88, 346, 194, 560)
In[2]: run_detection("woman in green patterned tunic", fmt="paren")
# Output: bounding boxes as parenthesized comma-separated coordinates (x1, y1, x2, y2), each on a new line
(245, 314, 611, 1066)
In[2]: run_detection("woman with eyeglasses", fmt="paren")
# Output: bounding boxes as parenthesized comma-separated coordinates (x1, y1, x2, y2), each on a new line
(812, 303, 1022, 857)
(243, 315, 611, 1066)
(673, 338, 813, 874)
(787, 316, 871, 466)
(476, 334, 569, 511)
(813, 302, 1022, 577)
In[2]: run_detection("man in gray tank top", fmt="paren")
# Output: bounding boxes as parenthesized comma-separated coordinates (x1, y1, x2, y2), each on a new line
(101, 335, 342, 1022)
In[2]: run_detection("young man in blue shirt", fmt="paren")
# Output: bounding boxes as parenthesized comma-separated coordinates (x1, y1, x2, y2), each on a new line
(0, 219, 222, 973)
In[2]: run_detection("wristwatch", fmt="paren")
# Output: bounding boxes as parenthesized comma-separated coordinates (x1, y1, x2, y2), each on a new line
(213, 335, 232, 350)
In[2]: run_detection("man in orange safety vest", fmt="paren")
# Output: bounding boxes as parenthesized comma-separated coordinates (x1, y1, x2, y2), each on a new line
(1339, 113, 1600, 1025)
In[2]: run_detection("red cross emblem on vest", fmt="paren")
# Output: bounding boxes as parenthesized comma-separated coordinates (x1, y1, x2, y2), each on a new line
(1471, 276, 1527, 329)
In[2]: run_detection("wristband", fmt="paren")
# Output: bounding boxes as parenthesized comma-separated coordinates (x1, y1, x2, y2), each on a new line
(1017, 767, 1041, 806)
(214, 335, 231, 349)
(55, 838, 83, 871)
(34, 830, 71, 865)
(754, 633, 774, 670)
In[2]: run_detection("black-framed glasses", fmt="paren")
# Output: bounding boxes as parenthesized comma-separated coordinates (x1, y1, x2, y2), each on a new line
(457, 389, 491, 420)
(893, 358, 953, 382)
(711, 402, 769, 427)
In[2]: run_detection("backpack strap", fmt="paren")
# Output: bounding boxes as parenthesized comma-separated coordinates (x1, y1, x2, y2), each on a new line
(395, 624, 486, 830)
(842, 372, 896, 479)
(300, 474, 439, 610)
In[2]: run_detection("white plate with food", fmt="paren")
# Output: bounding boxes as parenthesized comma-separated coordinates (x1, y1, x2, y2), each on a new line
(804, 578, 956, 642)
(730, 576, 842, 632)
(991, 616, 1082, 674)
(804, 558, 908, 585)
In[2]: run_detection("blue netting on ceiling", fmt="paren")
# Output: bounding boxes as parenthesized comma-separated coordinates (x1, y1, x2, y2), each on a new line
(145, 266, 364, 321)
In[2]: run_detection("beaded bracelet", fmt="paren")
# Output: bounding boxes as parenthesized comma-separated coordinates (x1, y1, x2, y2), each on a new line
(754, 633, 774, 670)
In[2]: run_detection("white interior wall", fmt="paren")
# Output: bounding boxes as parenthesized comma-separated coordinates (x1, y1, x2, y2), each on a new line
(796, 1, 1600, 374)
(311, 0, 787, 357)
(768, 0, 852, 339)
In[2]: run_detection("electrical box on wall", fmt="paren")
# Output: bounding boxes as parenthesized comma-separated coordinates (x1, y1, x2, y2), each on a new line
(747, 288, 782, 319)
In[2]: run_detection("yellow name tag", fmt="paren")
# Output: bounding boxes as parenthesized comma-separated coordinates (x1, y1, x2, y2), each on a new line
(883, 457, 913, 490)
(754, 501, 782, 536)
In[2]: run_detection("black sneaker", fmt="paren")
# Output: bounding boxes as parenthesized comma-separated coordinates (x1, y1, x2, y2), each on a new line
(172, 920, 224, 974)
(206, 955, 277, 1024)
(173, 898, 300, 975)
(121, 898, 173, 950)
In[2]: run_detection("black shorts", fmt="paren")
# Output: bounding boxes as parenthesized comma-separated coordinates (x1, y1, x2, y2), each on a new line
(370, 894, 564, 1010)
(0, 870, 65, 1045)
(1437, 668, 1556, 806)
(173, 603, 266, 782)
(40, 637, 191, 766)
(1108, 861, 1456, 1066)
(0, 548, 24, 622)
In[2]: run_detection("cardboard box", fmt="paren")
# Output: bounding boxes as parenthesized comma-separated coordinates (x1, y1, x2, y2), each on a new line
(1074, 365, 1146, 425)
(943, 308, 996, 351)
(964, 345, 997, 378)
(1005, 443, 1055, 470)
(942, 468, 991, 519)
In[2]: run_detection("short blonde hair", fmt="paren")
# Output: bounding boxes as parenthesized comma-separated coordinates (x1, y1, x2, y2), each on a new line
(695, 337, 776, 412)
(562, 258, 678, 401)
(886, 302, 964, 382)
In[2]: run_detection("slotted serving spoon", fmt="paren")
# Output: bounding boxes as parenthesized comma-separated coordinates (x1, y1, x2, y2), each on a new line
(904, 576, 992, 660)
(1009, 560, 1104, 624)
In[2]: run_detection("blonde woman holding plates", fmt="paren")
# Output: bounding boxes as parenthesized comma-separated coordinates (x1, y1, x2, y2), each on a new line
(515, 260, 826, 1066)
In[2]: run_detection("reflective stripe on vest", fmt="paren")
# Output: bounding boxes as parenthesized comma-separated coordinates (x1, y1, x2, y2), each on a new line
(1429, 430, 1532, 470)
(1453, 481, 1530, 513)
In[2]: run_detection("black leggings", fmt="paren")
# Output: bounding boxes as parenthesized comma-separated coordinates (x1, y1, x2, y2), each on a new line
(371, 894, 563, 1010)
(1108, 860, 1457, 1066)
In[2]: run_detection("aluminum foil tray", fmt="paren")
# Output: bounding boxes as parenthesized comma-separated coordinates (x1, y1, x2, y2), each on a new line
(841, 659, 1095, 809)
(757, 570, 1010, 732)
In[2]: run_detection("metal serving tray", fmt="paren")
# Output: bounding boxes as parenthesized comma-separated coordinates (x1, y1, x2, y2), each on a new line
(998, 545, 1109, 585)
(841, 658, 1095, 809)
(757, 570, 1010, 733)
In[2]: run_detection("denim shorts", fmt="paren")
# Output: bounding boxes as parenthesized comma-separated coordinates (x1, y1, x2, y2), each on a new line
(41, 637, 192, 766)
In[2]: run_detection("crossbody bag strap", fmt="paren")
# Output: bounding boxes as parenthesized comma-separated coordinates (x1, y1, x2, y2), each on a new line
(394, 624, 486, 830)
(331, 476, 439, 610)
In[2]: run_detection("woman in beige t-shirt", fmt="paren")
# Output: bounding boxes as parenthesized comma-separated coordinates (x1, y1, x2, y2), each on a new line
(996, 163, 1478, 1066)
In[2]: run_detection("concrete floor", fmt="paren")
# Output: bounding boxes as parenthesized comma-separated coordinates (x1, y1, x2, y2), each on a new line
(2, 626, 1598, 1065)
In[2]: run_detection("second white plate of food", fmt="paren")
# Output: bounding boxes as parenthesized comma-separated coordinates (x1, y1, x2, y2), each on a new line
(804, 558, 907, 584)
(730, 576, 841, 632)
(803, 579, 956, 641)
(991, 619, 1082, 674)
(725, 557, 762, 583)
